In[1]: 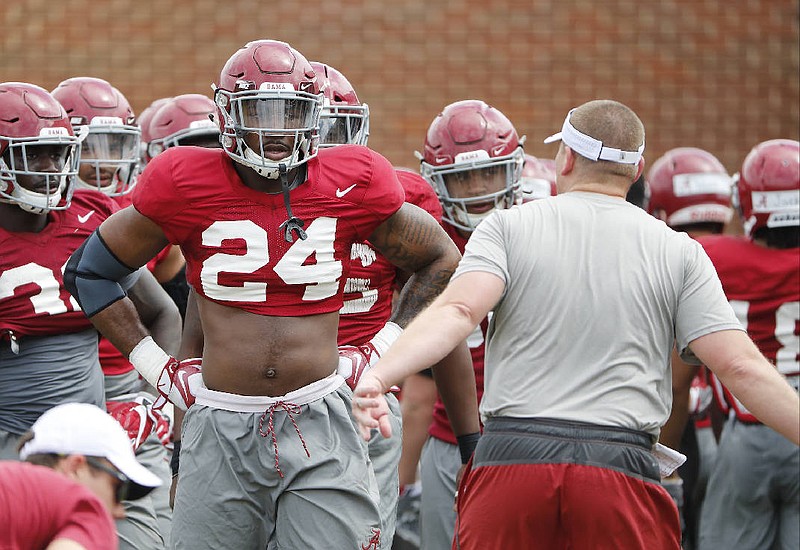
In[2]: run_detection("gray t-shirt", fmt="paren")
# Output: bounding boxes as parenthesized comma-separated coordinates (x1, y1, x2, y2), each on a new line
(454, 191, 742, 436)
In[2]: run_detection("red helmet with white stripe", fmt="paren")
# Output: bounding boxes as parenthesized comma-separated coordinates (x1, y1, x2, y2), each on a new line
(646, 147, 732, 228)
(419, 100, 524, 232)
(310, 62, 369, 148)
(0, 82, 80, 213)
(147, 94, 219, 158)
(51, 77, 140, 196)
(736, 139, 800, 238)
(214, 40, 322, 179)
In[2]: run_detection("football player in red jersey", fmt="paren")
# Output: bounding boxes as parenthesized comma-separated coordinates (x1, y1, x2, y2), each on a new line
(64, 40, 472, 550)
(410, 99, 526, 550)
(310, 62, 480, 548)
(646, 146, 735, 549)
(1, 80, 180, 550)
(697, 139, 800, 550)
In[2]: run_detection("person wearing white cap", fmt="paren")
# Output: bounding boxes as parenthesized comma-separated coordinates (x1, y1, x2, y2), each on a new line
(350, 99, 800, 549)
(0, 402, 162, 549)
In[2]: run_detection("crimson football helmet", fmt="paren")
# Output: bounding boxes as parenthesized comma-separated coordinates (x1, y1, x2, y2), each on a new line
(736, 139, 800, 238)
(51, 77, 140, 196)
(419, 100, 524, 232)
(214, 40, 323, 179)
(147, 94, 219, 158)
(521, 154, 557, 201)
(646, 147, 733, 228)
(310, 62, 369, 148)
(137, 97, 171, 163)
(0, 82, 81, 213)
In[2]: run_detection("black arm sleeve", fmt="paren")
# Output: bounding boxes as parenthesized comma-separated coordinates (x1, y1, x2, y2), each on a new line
(64, 229, 139, 317)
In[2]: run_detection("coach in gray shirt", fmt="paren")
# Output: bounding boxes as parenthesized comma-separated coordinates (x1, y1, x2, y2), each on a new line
(351, 99, 800, 550)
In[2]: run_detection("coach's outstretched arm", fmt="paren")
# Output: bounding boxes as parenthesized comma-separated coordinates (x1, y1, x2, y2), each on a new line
(352, 269, 503, 440)
(689, 330, 800, 445)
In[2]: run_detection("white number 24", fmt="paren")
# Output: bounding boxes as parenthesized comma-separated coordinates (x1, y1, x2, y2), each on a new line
(199, 218, 342, 302)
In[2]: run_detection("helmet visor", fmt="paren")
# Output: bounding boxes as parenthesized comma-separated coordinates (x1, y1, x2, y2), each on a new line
(238, 98, 318, 131)
(81, 131, 139, 164)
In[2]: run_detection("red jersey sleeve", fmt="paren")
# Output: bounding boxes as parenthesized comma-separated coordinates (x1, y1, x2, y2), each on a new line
(396, 168, 443, 221)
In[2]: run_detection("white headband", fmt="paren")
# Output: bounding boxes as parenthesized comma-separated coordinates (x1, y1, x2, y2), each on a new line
(544, 109, 644, 164)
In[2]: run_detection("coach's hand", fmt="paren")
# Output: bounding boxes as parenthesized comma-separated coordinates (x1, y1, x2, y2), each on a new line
(352, 372, 393, 441)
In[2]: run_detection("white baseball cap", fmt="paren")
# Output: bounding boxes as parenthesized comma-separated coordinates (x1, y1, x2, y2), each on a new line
(19, 402, 162, 500)
(544, 108, 645, 165)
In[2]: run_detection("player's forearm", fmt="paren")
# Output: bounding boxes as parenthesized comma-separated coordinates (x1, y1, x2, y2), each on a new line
(90, 298, 151, 357)
(129, 271, 182, 356)
(389, 252, 458, 328)
(430, 341, 480, 438)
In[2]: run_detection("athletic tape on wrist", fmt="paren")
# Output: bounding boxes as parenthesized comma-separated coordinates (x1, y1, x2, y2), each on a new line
(129, 336, 171, 390)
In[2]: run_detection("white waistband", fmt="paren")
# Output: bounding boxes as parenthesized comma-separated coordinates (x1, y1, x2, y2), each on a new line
(195, 372, 345, 413)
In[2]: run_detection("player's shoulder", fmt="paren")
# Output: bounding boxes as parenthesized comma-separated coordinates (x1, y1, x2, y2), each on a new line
(315, 144, 392, 179)
(311, 145, 401, 203)
(695, 234, 748, 256)
(148, 146, 225, 173)
(71, 189, 118, 216)
(394, 168, 442, 219)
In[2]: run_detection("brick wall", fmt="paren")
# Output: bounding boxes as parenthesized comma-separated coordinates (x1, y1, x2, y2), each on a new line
(2, 0, 798, 173)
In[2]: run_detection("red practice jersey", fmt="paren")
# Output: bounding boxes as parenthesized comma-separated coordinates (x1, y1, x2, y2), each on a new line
(0, 190, 118, 341)
(428, 224, 487, 445)
(115, 193, 171, 273)
(698, 234, 800, 422)
(132, 145, 405, 316)
(338, 169, 442, 345)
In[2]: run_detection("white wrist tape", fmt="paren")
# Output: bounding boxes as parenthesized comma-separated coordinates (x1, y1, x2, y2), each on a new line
(128, 336, 171, 390)
(369, 321, 403, 356)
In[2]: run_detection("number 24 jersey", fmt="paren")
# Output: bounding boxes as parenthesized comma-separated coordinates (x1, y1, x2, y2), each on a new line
(132, 145, 405, 317)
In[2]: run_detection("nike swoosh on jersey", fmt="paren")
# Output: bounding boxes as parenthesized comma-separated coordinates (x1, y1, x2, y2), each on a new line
(77, 210, 95, 224)
(335, 183, 358, 198)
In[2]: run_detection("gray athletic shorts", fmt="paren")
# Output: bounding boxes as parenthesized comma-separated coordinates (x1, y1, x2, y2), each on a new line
(699, 416, 799, 550)
(420, 436, 460, 550)
(171, 373, 383, 550)
(368, 391, 403, 548)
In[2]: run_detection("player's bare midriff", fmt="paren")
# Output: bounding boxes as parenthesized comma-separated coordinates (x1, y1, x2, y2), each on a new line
(197, 294, 340, 396)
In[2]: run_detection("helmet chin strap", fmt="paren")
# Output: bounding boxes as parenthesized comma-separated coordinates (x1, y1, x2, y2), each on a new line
(277, 163, 307, 242)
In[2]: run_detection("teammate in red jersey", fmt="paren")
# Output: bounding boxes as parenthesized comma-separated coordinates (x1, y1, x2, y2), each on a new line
(310, 62, 479, 548)
(411, 98, 527, 549)
(1, 81, 180, 550)
(64, 40, 470, 550)
(646, 146, 735, 549)
(697, 139, 800, 550)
